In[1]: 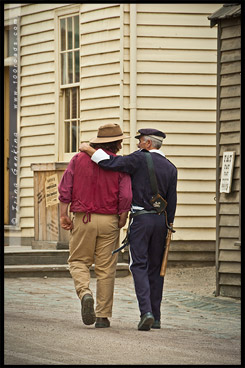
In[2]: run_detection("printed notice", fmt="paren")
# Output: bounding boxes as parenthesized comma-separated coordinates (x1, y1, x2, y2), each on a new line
(45, 174, 59, 207)
(220, 151, 235, 193)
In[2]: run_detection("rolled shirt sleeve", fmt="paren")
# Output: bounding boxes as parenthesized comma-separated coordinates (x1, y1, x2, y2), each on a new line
(118, 172, 132, 214)
(58, 154, 78, 203)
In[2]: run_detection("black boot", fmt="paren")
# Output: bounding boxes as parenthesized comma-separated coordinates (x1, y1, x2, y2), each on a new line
(95, 317, 110, 328)
(138, 312, 154, 331)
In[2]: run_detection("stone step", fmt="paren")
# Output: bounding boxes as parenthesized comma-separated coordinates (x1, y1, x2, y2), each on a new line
(4, 263, 130, 278)
(4, 246, 129, 265)
(4, 249, 69, 265)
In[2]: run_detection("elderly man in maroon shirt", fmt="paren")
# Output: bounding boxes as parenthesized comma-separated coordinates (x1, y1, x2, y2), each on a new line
(58, 124, 132, 328)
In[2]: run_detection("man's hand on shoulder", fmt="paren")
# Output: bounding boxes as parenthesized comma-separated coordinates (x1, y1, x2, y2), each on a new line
(79, 143, 96, 157)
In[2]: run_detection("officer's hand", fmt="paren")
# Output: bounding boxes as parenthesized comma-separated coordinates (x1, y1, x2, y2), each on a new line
(79, 143, 89, 152)
(79, 143, 96, 157)
(60, 216, 73, 231)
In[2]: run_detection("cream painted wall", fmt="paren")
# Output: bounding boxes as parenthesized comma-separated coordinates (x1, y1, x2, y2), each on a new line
(4, 3, 222, 244)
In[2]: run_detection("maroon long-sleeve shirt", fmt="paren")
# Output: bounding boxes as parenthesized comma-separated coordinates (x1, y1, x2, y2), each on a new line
(58, 151, 132, 215)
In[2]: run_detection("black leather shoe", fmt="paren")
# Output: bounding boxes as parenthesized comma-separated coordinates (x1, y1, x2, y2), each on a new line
(138, 312, 154, 331)
(95, 317, 110, 328)
(152, 320, 161, 329)
(81, 294, 96, 325)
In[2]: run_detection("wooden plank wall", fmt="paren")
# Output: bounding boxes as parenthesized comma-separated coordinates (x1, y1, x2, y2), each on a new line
(5, 3, 122, 241)
(129, 3, 222, 264)
(217, 16, 241, 297)
(5, 3, 224, 265)
(79, 4, 122, 141)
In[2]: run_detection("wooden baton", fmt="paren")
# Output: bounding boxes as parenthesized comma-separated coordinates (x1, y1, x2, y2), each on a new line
(160, 229, 172, 277)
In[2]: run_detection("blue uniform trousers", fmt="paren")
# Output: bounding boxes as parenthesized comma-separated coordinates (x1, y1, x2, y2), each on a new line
(129, 213, 167, 320)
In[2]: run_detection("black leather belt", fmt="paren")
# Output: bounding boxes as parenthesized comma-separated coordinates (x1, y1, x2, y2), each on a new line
(131, 209, 159, 217)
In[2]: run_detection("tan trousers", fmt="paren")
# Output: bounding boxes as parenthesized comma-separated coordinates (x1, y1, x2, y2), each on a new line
(68, 212, 119, 318)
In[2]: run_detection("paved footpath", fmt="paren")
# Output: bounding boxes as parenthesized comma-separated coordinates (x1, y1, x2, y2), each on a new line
(4, 269, 241, 365)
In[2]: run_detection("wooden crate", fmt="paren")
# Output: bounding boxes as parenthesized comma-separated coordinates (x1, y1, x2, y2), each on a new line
(31, 163, 70, 249)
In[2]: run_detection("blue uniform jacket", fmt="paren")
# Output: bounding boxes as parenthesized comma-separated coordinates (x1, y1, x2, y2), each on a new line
(97, 149, 177, 224)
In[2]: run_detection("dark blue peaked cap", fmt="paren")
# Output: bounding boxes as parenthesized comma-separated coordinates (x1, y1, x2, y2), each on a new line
(135, 128, 166, 139)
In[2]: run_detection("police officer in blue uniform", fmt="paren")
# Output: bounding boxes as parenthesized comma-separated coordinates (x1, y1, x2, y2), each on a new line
(80, 127, 177, 331)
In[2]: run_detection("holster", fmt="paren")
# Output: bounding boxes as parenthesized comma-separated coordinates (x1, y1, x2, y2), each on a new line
(150, 193, 167, 214)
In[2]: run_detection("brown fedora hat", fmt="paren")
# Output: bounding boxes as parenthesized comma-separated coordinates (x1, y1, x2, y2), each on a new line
(90, 123, 130, 143)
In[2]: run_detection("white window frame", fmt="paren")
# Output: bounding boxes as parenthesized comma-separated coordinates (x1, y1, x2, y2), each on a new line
(54, 5, 81, 162)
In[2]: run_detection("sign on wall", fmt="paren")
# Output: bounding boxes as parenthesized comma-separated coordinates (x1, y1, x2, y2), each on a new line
(220, 151, 236, 193)
(45, 174, 59, 207)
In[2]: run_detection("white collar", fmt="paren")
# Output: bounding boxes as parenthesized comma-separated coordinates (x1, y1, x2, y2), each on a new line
(138, 148, 165, 157)
(149, 149, 165, 157)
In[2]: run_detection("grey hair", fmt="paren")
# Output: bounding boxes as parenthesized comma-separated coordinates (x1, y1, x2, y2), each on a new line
(142, 135, 162, 149)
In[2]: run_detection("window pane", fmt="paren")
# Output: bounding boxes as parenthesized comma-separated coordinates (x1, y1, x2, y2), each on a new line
(61, 53, 66, 85)
(74, 15, 79, 48)
(65, 122, 70, 152)
(72, 121, 77, 152)
(75, 50, 80, 83)
(68, 52, 73, 84)
(72, 88, 77, 119)
(60, 18, 66, 51)
(67, 17, 72, 50)
(65, 89, 70, 119)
